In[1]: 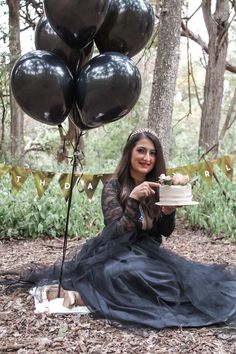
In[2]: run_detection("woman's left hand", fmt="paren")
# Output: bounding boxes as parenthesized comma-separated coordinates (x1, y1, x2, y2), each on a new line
(161, 206, 176, 215)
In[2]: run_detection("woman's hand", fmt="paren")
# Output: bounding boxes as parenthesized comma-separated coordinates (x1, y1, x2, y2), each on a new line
(130, 181, 160, 201)
(161, 206, 176, 215)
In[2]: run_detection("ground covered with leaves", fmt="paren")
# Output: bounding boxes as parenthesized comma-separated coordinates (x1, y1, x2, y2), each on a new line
(0, 220, 236, 353)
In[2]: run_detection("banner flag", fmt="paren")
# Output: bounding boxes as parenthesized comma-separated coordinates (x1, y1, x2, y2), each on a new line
(0, 153, 235, 199)
(100, 173, 114, 184)
(167, 163, 200, 178)
(9, 166, 31, 193)
(0, 164, 10, 180)
(81, 174, 101, 199)
(58, 173, 79, 201)
(198, 160, 216, 184)
(32, 170, 55, 198)
(187, 163, 202, 178)
(217, 155, 235, 181)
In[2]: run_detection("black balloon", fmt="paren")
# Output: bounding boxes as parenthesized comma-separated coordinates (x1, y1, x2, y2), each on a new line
(95, 0, 155, 58)
(76, 52, 141, 128)
(11, 50, 75, 125)
(44, 0, 110, 49)
(35, 15, 81, 75)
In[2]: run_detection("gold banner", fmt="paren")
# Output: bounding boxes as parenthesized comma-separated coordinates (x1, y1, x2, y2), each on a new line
(100, 173, 114, 184)
(32, 170, 55, 198)
(198, 160, 216, 185)
(9, 166, 31, 193)
(0, 153, 235, 199)
(81, 174, 101, 199)
(168, 163, 200, 178)
(217, 155, 235, 181)
(0, 164, 10, 180)
(58, 173, 80, 201)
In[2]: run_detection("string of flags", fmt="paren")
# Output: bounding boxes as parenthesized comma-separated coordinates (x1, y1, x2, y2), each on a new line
(0, 154, 235, 201)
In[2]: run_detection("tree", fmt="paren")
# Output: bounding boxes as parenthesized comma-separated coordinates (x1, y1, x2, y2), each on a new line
(0, 53, 10, 160)
(199, 0, 230, 157)
(7, 0, 24, 160)
(181, 1, 236, 158)
(148, 0, 182, 161)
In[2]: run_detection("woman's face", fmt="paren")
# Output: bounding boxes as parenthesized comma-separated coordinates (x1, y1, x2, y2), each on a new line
(130, 137, 156, 181)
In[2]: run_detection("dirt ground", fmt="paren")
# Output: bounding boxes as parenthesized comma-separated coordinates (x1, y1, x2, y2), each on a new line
(0, 220, 236, 354)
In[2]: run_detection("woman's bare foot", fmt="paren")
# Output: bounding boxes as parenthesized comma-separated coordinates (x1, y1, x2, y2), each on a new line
(63, 290, 85, 308)
(40, 285, 84, 308)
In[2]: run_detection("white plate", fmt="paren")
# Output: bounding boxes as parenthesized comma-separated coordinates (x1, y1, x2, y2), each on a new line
(155, 201, 199, 206)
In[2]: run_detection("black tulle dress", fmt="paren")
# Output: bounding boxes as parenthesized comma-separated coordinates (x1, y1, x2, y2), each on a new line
(6, 178, 236, 329)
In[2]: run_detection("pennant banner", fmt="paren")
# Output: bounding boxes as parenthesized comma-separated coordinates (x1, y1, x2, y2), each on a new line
(217, 154, 235, 181)
(198, 160, 216, 185)
(0, 163, 10, 180)
(9, 166, 31, 194)
(58, 173, 80, 201)
(32, 170, 55, 198)
(81, 174, 101, 199)
(168, 163, 200, 179)
(0, 154, 235, 200)
(100, 173, 114, 184)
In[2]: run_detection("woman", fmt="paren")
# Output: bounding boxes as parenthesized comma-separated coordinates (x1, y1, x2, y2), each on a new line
(2, 128, 236, 329)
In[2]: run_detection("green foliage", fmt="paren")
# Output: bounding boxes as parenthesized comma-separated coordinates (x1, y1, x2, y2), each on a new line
(57, 323, 68, 337)
(0, 176, 103, 239)
(23, 125, 68, 172)
(177, 171, 236, 241)
(84, 107, 143, 173)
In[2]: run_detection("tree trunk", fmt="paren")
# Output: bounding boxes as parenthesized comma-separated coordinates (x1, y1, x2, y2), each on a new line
(7, 0, 24, 160)
(199, 0, 229, 157)
(148, 0, 182, 162)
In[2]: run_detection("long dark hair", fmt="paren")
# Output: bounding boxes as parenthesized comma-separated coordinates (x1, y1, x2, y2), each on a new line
(114, 130, 166, 218)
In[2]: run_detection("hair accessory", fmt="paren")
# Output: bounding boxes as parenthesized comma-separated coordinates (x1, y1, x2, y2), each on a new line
(129, 128, 159, 140)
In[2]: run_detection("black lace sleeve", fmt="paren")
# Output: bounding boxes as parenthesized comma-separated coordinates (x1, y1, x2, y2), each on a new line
(101, 178, 140, 233)
(148, 211, 176, 243)
(155, 211, 176, 237)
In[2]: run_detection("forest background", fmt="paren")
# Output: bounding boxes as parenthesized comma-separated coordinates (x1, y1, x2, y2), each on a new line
(0, 0, 235, 240)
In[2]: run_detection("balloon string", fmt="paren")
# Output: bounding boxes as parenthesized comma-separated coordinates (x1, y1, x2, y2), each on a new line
(57, 130, 83, 298)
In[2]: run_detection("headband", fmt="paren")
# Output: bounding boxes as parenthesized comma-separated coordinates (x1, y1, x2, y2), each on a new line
(129, 128, 159, 140)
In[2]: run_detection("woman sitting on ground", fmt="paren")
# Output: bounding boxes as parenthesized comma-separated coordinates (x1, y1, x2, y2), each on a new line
(1, 128, 236, 329)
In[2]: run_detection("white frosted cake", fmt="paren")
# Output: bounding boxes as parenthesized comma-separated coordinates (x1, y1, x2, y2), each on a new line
(156, 184, 198, 206)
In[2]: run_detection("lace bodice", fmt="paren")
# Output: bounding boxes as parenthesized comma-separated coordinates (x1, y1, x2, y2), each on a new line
(101, 178, 176, 240)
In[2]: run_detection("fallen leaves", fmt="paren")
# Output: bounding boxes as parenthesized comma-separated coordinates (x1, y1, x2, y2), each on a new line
(0, 220, 236, 353)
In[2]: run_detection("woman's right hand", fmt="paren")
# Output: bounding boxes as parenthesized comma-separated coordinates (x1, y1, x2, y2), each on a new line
(129, 181, 160, 201)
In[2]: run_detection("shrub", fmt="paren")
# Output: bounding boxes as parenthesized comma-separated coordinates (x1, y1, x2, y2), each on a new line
(0, 176, 103, 239)
(177, 172, 236, 241)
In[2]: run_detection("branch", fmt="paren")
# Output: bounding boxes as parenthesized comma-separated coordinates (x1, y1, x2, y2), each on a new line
(182, 4, 202, 22)
(181, 21, 208, 52)
(219, 87, 236, 141)
(19, 0, 43, 30)
(22, 146, 50, 157)
(227, 115, 236, 129)
(181, 22, 236, 74)
(198, 143, 219, 161)
(22, 140, 50, 157)
(0, 343, 33, 352)
(172, 111, 192, 129)
(190, 58, 203, 110)
(0, 94, 6, 146)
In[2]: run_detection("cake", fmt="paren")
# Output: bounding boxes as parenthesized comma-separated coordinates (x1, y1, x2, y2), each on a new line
(155, 183, 199, 206)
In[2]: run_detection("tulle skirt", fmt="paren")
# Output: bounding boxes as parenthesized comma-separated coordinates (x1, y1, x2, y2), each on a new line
(28, 222, 236, 329)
